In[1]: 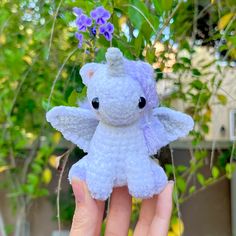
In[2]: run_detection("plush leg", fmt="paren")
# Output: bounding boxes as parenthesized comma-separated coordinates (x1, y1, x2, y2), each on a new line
(150, 159, 168, 194)
(69, 154, 115, 200)
(68, 155, 89, 182)
(86, 155, 115, 200)
(126, 155, 156, 198)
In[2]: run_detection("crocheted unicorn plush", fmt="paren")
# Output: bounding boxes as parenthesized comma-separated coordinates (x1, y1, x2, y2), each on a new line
(46, 47, 194, 200)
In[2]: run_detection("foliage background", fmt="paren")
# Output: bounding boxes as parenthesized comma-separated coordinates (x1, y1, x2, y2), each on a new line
(0, 0, 236, 235)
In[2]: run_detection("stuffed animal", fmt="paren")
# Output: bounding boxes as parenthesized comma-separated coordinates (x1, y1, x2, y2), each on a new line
(46, 47, 194, 200)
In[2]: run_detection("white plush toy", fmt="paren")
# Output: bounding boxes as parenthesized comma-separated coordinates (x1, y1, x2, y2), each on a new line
(46, 47, 194, 200)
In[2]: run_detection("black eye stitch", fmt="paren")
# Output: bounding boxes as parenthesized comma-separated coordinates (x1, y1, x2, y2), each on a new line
(92, 97, 99, 109)
(138, 97, 146, 109)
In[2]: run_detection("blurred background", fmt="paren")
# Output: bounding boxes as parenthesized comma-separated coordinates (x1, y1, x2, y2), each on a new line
(0, 0, 236, 235)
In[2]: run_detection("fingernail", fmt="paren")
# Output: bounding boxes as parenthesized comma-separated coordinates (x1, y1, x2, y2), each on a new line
(72, 178, 85, 203)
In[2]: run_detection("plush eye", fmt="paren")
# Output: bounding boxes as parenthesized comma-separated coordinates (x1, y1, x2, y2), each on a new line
(92, 97, 99, 109)
(138, 97, 146, 109)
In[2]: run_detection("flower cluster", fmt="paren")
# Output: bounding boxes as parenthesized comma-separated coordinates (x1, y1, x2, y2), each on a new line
(73, 6, 114, 48)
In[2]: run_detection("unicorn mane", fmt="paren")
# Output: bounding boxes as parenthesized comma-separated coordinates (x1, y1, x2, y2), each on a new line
(124, 59, 159, 109)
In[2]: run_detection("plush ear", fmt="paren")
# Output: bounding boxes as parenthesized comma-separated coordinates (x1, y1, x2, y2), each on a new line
(80, 63, 101, 85)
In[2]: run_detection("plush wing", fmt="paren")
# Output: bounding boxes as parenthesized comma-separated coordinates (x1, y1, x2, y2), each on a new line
(142, 107, 194, 155)
(46, 106, 99, 152)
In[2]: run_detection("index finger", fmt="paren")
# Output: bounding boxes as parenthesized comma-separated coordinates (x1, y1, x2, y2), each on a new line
(148, 182, 174, 236)
(70, 179, 103, 236)
(105, 186, 132, 236)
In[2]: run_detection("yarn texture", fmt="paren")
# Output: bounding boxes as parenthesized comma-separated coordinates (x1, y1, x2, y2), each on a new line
(46, 47, 194, 200)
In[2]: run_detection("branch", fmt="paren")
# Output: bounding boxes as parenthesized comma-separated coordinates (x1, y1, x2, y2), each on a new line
(21, 137, 41, 184)
(56, 145, 75, 232)
(123, 4, 156, 33)
(170, 148, 182, 219)
(152, 0, 183, 47)
(47, 0, 64, 60)
(47, 47, 78, 111)
(181, 175, 227, 203)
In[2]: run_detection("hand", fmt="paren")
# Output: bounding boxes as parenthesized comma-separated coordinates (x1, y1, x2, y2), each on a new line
(70, 179, 174, 236)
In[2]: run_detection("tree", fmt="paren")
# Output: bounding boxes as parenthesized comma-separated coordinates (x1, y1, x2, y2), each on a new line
(0, 0, 236, 235)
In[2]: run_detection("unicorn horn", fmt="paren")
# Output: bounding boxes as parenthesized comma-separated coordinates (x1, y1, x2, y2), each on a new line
(105, 47, 125, 76)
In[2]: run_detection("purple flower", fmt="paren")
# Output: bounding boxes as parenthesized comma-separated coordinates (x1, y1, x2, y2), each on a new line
(76, 14, 92, 31)
(89, 26, 97, 38)
(99, 22, 114, 41)
(73, 7, 83, 16)
(75, 32, 83, 48)
(90, 6, 110, 25)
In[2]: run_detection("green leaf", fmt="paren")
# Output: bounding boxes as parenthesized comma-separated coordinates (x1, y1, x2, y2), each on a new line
(219, 44, 228, 52)
(127, 0, 158, 33)
(176, 177, 186, 192)
(228, 35, 236, 45)
(68, 90, 78, 106)
(192, 68, 201, 77)
(201, 124, 209, 134)
(226, 163, 236, 179)
(128, 0, 149, 30)
(189, 185, 196, 194)
(217, 94, 227, 105)
(155, 68, 163, 80)
(146, 47, 156, 64)
(191, 80, 204, 90)
(140, 21, 153, 42)
(199, 92, 211, 105)
(34, 30, 50, 42)
(203, 60, 216, 69)
(152, 0, 173, 13)
(64, 86, 74, 102)
(152, 0, 163, 14)
(31, 163, 42, 174)
(161, 0, 173, 11)
(180, 57, 191, 65)
(173, 62, 185, 72)
(77, 86, 87, 102)
(165, 164, 173, 175)
(134, 33, 143, 57)
(197, 173, 205, 186)
(181, 40, 191, 52)
(212, 166, 220, 179)
(27, 174, 39, 186)
(36, 188, 49, 197)
(95, 48, 106, 62)
(177, 165, 187, 173)
(42, 100, 52, 111)
(25, 185, 35, 194)
(205, 177, 214, 185)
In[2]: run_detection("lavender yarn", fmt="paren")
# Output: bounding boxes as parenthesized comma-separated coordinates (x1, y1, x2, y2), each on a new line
(46, 47, 194, 200)
(124, 59, 159, 109)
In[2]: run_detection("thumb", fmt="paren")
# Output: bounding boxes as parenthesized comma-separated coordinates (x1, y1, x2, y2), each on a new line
(70, 178, 98, 236)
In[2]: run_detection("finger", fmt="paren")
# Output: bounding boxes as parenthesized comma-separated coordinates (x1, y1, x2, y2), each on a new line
(148, 182, 174, 236)
(133, 196, 157, 236)
(105, 186, 132, 236)
(94, 200, 105, 236)
(70, 178, 99, 236)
